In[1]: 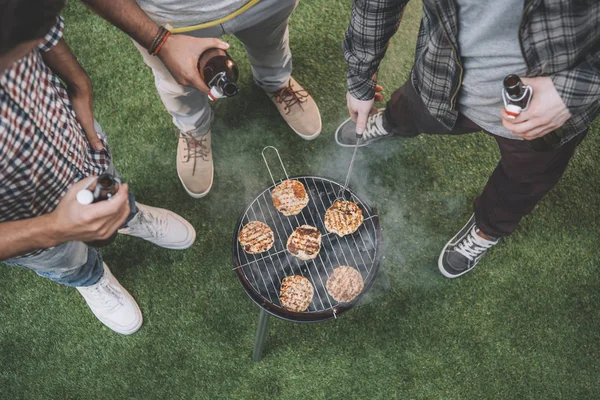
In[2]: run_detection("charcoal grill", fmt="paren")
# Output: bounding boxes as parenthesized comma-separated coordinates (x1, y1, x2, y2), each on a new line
(232, 147, 383, 360)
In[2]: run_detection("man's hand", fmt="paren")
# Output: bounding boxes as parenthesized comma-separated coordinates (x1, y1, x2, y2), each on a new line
(158, 35, 230, 94)
(68, 79, 104, 151)
(346, 85, 384, 135)
(50, 177, 131, 243)
(501, 76, 571, 140)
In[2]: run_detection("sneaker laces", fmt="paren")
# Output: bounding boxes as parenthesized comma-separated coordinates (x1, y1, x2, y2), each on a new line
(455, 227, 496, 261)
(272, 83, 309, 115)
(128, 209, 168, 240)
(178, 132, 210, 176)
(86, 277, 123, 311)
(362, 112, 389, 140)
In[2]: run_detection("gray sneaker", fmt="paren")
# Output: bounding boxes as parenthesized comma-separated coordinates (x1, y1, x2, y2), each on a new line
(335, 109, 391, 147)
(438, 214, 499, 279)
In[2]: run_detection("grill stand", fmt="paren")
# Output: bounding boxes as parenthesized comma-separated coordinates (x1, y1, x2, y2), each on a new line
(250, 265, 389, 362)
(252, 309, 270, 361)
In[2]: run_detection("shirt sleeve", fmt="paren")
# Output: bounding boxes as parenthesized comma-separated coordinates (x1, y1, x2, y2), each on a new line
(552, 51, 600, 115)
(37, 15, 65, 53)
(343, 0, 409, 100)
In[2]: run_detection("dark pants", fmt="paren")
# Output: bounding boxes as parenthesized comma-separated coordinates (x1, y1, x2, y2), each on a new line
(382, 81, 586, 238)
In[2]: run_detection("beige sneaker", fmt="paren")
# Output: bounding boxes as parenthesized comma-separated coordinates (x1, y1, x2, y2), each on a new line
(268, 77, 322, 140)
(177, 131, 213, 198)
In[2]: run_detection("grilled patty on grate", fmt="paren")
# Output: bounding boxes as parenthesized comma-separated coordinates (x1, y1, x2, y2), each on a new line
(280, 275, 314, 312)
(324, 200, 364, 237)
(326, 266, 364, 303)
(238, 221, 274, 254)
(271, 179, 309, 216)
(286, 225, 322, 261)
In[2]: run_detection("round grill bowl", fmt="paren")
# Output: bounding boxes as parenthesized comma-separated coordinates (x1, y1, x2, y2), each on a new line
(232, 176, 383, 322)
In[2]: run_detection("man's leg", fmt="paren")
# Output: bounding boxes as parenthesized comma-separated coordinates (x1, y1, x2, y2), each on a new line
(132, 28, 222, 198)
(228, 0, 322, 140)
(4, 242, 142, 334)
(474, 132, 587, 238)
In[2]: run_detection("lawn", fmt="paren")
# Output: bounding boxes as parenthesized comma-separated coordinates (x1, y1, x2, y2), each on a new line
(1, 1, 600, 399)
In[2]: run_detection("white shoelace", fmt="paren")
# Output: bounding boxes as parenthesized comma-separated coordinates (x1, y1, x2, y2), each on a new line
(128, 209, 168, 240)
(455, 227, 496, 261)
(362, 112, 389, 140)
(86, 278, 123, 311)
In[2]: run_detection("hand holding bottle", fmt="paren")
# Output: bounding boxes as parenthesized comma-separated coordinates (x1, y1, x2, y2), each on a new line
(50, 177, 130, 244)
(158, 34, 230, 94)
(501, 76, 571, 140)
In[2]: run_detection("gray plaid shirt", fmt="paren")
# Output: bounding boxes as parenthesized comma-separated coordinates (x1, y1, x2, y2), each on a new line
(344, 0, 600, 143)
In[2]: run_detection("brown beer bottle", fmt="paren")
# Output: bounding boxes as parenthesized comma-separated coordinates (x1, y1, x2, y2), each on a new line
(197, 49, 239, 101)
(502, 74, 563, 152)
(82, 173, 121, 248)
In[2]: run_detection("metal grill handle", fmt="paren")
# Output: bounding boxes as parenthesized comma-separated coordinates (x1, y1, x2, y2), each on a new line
(262, 146, 290, 186)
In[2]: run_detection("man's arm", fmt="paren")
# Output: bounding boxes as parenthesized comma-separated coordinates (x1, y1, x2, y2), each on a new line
(42, 38, 104, 151)
(551, 51, 600, 116)
(81, 0, 159, 49)
(343, 0, 408, 133)
(343, 0, 409, 101)
(0, 179, 130, 261)
(81, 0, 229, 94)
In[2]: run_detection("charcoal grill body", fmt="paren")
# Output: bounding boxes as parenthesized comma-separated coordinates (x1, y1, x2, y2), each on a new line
(232, 176, 383, 360)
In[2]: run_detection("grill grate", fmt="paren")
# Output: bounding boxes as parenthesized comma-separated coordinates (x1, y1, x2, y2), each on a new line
(233, 176, 382, 322)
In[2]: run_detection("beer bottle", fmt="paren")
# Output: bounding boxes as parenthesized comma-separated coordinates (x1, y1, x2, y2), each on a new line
(197, 49, 239, 101)
(77, 173, 121, 248)
(502, 74, 562, 152)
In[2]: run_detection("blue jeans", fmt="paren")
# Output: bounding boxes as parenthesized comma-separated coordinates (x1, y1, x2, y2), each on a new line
(3, 172, 139, 288)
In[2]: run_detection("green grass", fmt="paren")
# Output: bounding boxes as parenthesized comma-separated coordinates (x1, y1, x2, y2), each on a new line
(2, 1, 600, 399)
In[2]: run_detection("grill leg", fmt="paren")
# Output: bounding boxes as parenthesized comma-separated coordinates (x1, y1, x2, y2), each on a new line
(377, 266, 391, 293)
(252, 309, 270, 362)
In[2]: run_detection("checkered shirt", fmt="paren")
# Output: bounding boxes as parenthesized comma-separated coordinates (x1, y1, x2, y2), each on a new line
(0, 16, 111, 256)
(343, 0, 600, 144)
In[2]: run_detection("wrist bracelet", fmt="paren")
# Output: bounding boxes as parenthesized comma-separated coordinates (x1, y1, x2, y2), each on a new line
(148, 26, 170, 55)
(152, 31, 171, 56)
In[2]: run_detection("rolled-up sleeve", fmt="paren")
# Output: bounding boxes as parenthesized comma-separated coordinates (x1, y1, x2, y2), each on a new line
(38, 15, 65, 53)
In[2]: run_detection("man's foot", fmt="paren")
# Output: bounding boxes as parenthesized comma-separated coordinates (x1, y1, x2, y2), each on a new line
(335, 109, 392, 147)
(76, 263, 142, 335)
(119, 202, 196, 250)
(177, 130, 213, 198)
(268, 77, 322, 140)
(438, 214, 499, 278)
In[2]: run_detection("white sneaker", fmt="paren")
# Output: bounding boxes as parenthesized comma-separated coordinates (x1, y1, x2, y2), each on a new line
(119, 202, 196, 250)
(77, 263, 142, 335)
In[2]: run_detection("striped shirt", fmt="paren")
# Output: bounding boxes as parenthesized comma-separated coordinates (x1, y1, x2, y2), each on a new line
(0, 17, 111, 255)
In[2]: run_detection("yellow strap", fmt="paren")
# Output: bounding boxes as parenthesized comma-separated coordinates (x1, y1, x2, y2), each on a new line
(167, 0, 261, 33)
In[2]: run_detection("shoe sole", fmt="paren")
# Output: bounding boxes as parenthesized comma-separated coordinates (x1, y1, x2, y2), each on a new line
(437, 216, 478, 279)
(177, 168, 213, 199)
(334, 116, 382, 148)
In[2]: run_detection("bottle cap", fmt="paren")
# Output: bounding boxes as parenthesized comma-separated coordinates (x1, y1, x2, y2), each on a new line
(208, 86, 223, 101)
(505, 104, 522, 119)
(76, 189, 94, 205)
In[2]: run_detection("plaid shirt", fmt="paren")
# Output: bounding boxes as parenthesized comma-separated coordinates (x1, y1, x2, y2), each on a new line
(0, 17, 111, 256)
(344, 0, 600, 143)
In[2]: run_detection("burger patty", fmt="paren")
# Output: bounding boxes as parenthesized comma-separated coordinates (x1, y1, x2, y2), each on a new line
(286, 225, 322, 261)
(324, 200, 364, 237)
(238, 221, 274, 254)
(279, 275, 314, 312)
(271, 179, 309, 216)
(326, 266, 364, 303)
